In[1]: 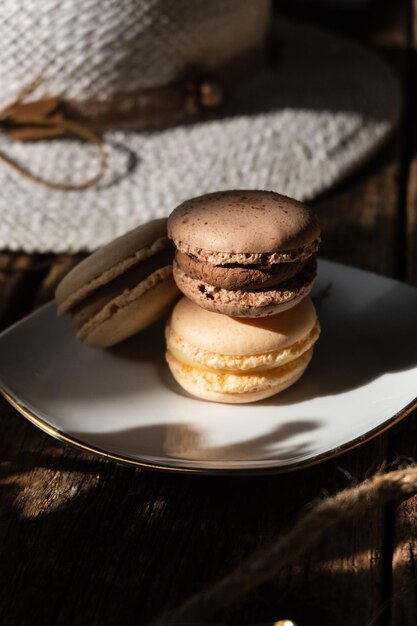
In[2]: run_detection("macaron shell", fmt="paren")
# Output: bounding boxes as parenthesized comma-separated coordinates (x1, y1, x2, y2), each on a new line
(168, 296, 318, 356)
(81, 275, 179, 348)
(172, 259, 316, 317)
(166, 348, 313, 404)
(56, 218, 170, 314)
(70, 248, 174, 330)
(168, 190, 320, 254)
(166, 320, 320, 372)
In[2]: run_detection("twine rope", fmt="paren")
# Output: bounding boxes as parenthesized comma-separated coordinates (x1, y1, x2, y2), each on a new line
(0, 72, 224, 192)
(0, 78, 107, 191)
(151, 465, 417, 625)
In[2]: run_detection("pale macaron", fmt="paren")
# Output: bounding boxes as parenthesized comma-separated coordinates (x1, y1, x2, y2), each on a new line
(55, 219, 180, 348)
(166, 296, 320, 403)
(168, 190, 320, 317)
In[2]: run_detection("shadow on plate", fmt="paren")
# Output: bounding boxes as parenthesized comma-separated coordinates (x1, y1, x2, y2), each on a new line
(72, 419, 321, 464)
(262, 284, 417, 406)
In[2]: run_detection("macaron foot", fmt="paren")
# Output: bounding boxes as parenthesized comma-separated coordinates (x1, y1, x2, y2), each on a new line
(166, 348, 313, 404)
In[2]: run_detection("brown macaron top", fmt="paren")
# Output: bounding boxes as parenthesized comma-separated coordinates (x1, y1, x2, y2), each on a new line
(56, 218, 172, 315)
(168, 190, 320, 263)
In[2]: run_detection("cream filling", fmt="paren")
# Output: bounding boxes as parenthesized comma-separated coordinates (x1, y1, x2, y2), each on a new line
(166, 321, 320, 372)
(78, 265, 172, 340)
(58, 236, 170, 315)
(172, 238, 320, 266)
(166, 348, 314, 394)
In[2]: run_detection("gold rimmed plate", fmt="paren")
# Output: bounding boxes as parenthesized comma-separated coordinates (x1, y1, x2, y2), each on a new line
(0, 259, 416, 474)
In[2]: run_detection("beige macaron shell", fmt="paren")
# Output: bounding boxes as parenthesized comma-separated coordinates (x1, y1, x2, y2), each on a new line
(168, 296, 318, 356)
(166, 348, 313, 404)
(81, 274, 179, 348)
(56, 218, 169, 314)
(166, 320, 319, 372)
(168, 190, 320, 254)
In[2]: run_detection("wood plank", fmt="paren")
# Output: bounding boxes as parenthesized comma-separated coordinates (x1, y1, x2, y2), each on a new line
(309, 6, 410, 620)
(390, 1, 417, 624)
(0, 253, 84, 329)
(35, 254, 85, 306)
(313, 146, 401, 277)
(406, 163, 417, 285)
(0, 254, 51, 331)
(406, 0, 417, 286)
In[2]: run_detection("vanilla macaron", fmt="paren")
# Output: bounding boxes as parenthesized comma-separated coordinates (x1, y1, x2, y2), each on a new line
(168, 190, 320, 317)
(56, 219, 179, 348)
(166, 296, 320, 403)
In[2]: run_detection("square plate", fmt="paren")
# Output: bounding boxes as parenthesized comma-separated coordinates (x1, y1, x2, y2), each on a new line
(1, 259, 416, 474)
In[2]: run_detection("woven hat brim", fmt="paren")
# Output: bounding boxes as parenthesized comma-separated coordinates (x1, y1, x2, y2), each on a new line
(0, 19, 400, 253)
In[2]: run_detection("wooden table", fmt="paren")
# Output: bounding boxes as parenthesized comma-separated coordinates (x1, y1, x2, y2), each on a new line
(1, 2, 417, 625)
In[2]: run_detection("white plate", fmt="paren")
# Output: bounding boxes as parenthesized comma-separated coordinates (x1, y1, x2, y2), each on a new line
(0, 259, 416, 474)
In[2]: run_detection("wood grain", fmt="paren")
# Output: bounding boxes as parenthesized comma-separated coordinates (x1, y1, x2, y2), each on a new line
(0, 254, 49, 331)
(389, 1, 417, 624)
(0, 2, 414, 625)
(405, 0, 417, 286)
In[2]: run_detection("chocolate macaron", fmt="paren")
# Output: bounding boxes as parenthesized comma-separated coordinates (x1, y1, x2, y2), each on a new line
(55, 219, 179, 348)
(168, 190, 320, 317)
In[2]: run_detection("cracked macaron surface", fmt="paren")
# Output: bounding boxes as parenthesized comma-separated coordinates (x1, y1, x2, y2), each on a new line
(168, 190, 320, 317)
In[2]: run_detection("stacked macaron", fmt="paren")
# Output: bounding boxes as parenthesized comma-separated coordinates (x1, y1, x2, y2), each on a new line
(166, 190, 321, 403)
(55, 191, 321, 405)
(55, 219, 180, 348)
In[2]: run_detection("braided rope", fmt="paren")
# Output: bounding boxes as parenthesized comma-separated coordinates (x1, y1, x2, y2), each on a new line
(151, 466, 417, 625)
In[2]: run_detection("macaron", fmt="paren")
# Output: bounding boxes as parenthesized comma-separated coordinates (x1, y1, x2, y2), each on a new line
(166, 296, 320, 404)
(55, 219, 179, 348)
(168, 190, 320, 317)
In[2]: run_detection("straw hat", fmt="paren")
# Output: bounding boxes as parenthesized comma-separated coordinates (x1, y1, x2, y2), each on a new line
(0, 0, 400, 253)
